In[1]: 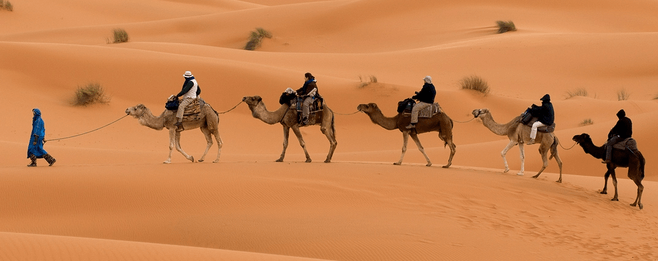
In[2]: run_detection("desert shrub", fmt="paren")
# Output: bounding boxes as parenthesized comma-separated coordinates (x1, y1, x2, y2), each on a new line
(653, 93, 658, 100)
(2, 0, 13, 11)
(245, 28, 272, 50)
(358, 75, 378, 88)
(112, 28, 129, 43)
(74, 83, 110, 106)
(579, 118, 593, 126)
(460, 75, 490, 95)
(496, 21, 516, 34)
(617, 89, 630, 101)
(565, 88, 588, 99)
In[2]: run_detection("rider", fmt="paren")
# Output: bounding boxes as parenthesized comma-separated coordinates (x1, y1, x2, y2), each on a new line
(603, 109, 632, 163)
(406, 76, 436, 129)
(528, 94, 554, 145)
(296, 72, 319, 125)
(174, 71, 200, 131)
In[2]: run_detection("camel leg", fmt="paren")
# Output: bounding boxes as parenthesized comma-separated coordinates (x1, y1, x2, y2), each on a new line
(610, 168, 619, 201)
(601, 169, 611, 194)
(277, 126, 290, 162)
(291, 126, 312, 163)
(630, 168, 644, 210)
(532, 145, 549, 179)
(212, 129, 223, 163)
(395, 132, 410, 165)
(321, 121, 337, 163)
(165, 129, 176, 164)
(443, 139, 456, 169)
(197, 127, 213, 163)
(500, 140, 516, 173)
(174, 131, 195, 162)
(517, 142, 525, 176)
(410, 132, 432, 167)
(553, 150, 563, 183)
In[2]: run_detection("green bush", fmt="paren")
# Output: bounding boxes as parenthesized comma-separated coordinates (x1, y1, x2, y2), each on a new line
(245, 28, 272, 50)
(74, 83, 110, 106)
(112, 28, 129, 43)
(496, 21, 516, 34)
(460, 75, 490, 95)
(565, 88, 588, 99)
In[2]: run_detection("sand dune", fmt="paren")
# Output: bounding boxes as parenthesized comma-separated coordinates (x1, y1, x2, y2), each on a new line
(2, 0, 658, 260)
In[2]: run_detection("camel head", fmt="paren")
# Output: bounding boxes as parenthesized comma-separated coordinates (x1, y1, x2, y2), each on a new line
(125, 104, 148, 118)
(472, 108, 490, 118)
(356, 103, 380, 114)
(572, 133, 592, 145)
(242, 96, 262, 108)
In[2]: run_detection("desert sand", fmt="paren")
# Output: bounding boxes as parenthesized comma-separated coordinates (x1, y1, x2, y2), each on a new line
(1, 0, 658, 260)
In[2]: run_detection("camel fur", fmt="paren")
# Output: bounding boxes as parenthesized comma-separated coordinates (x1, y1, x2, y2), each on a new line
(242, 96, 337, 163)
(572, 133, 645, 209)
(357, 103, 456, 168)
(125, 103, 222, 164)
(472, 108, 563, 182)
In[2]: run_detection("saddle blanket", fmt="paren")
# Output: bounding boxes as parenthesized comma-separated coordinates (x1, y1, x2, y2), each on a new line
(402, 103, 442, 118)
(612, 137, 638, 150)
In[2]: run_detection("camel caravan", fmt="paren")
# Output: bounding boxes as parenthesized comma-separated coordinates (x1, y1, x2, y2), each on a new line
(120, 72, 645, 209)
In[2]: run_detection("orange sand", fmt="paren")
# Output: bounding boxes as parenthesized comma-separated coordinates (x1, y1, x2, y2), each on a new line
(1, 0, 658, 260)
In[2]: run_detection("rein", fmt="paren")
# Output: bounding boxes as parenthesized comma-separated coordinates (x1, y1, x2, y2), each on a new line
(45, 114, 129, 142)
(217, 101, 244, 114)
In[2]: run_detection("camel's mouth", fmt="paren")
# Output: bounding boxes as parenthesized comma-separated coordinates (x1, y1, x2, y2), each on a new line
(472, 110, 481, 118)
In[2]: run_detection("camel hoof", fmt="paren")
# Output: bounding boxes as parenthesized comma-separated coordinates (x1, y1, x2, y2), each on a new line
(163, 160, 171, 164)
(611, 198, 619, 201)
(324, 160, 331, 163)
(275, 159, 284, 162)
(639, 203, 643, 210)
(531, 174, 539, 179)
(213, 160, 220, 163)
(442, 164, 450, 168)
(189, 157, 195, 162)
(305, 159, 312, 163)
(503, 169, 510, 173)
(556, 179, 562, 183)
(393, 162, 402, 165)
(600, 191, 607, 194)
(426, 163, 432, 167)
(198, 159, 204, 163)
(517, 172, 524, 176)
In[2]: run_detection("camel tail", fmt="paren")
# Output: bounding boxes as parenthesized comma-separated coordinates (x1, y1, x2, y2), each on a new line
(637, 151, 646, 181)
(549, 136, 559, 160)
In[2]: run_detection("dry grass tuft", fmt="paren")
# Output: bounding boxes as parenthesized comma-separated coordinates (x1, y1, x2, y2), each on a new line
(617, 89, 630, 101)
(579, 118, 593, 126)
(74, 83, 110, 106)
(565, 88, 588, 99)
(245, 28, 272, 51)
(110, 28, 129, 43)
(1, 0, 14, 11)
(460, 75, 490, 95)
(358, 75, 378, 88)
(496, 21, 516, 34)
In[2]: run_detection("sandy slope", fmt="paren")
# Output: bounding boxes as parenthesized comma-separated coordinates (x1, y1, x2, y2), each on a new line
(1, 0, 658, 260)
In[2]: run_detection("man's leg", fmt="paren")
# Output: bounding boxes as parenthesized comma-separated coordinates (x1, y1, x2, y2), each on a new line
(175, 98, 193, 130)
(406, 102, 430, 129)
(529, 121, 545, 144)
(604, 135, 620, 163)
(302, 97, 313, 125)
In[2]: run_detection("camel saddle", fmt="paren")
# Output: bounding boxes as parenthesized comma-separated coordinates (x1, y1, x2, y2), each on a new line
(611, 137, 638, 151)
(401, 103, 442, 118)
(166, 97, 206, 120)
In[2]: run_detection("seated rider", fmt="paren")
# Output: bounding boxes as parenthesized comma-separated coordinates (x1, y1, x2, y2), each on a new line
(174, 71, 201, 131)
(603, 109, 632, 163)
(406, 76, 436, 129)
(528, 94, 554, 145)
(296, 72, 319, 125)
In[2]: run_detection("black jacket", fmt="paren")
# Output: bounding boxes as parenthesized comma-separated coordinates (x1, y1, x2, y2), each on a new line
(413, 83, 436, 104)
(176, 79, 201, 98)
(608, 116, 632, 140)
(530, 100, 554, 125)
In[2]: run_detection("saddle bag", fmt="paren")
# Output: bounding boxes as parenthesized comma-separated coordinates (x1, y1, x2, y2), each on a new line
(165, 99, 179, 110)
(397, 98, 416, 114)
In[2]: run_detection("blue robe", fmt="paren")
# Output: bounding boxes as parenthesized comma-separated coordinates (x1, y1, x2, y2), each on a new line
(27, 108, 48, 158)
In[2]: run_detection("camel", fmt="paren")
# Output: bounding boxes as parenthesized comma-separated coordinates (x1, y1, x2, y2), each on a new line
(572, 133, 645, 209)
(356, 103, 456, 168)
(471, 108, 563, 182)
(242, 95, 337, 163)
(125, 102, 222, 164)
